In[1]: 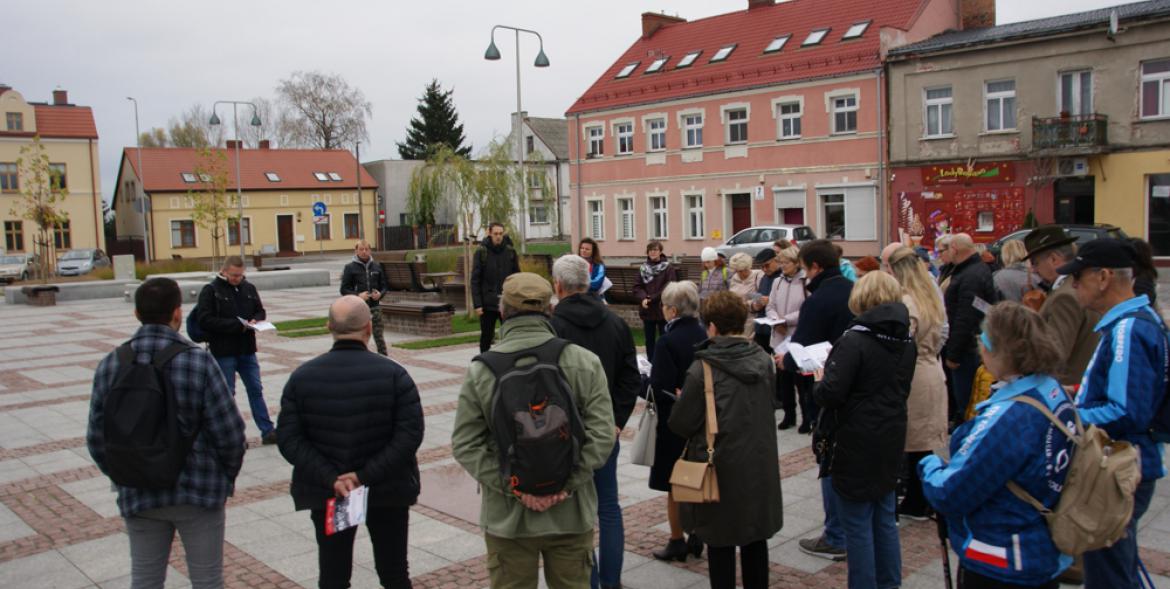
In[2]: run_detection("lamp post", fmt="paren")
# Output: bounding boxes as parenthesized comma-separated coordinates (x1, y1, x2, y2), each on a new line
(485, 25, 550, 255)
(209, 101, 261, 259)
(126, 97, 151, 263)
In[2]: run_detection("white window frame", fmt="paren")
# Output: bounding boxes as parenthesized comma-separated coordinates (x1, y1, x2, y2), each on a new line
(977, 211, 995, 233)
(984, 79, 1017, 132)
(617, 196, 636, 240)
(763, 35, 791, 54)
(685, 193, 705, 239)
(645, 56, 669, 74)
(677, 51, 701, 68)
(587, 198, 605, 240)
(924, 86, 954, 138)
(829, 92, 859, 134)
(678, 109, 705, 149)
(643, 115, 667, 152)
(803, 28, 830, 46)
(710, 44, 736, 63)
(817, 185, 877, 241)
(1142, 59, 1170, 119)
(772, 96, 803, 140)
(616, 62, 639, 78)
(648, 193, 669, 239)
(613, 119, 635, 155)
(721, 103, 750, 145)
(1058, 70, 1093, 116)
(843, 21, 870, 39)
(585, 124, 605, 157)
(528, 202, 549, 225)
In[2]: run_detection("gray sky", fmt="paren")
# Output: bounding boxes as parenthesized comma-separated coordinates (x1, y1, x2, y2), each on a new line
(3, 0, 1131, 204)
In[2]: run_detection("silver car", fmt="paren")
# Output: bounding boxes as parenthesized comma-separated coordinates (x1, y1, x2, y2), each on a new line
(56, 248, 110, 276)
(0, 254, 36, 283)
(715, 225, 816, 259)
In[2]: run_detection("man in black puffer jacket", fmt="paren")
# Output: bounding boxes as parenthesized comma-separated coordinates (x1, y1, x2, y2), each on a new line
(277, 295, 424, 589)
(471, 223, 521, 352)
(340, 240, 390, 355)
(942, 233, 996, 423)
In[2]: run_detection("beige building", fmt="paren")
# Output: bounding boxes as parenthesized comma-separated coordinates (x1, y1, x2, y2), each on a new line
(113, 144, 377, 261)
(886, 2, 1170, 253)
(0, 86, 104, 255)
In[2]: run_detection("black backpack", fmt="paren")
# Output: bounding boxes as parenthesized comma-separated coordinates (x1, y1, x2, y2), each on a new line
(475, 338, 586, 496)
(102, 341, 197, 489)
(185, 284, 220, 344)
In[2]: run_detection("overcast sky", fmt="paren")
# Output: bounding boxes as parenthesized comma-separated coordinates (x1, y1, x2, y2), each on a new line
(3, 0, 1132, 203)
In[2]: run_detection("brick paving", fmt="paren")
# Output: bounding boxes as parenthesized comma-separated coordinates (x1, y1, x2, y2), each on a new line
(0, 283, 1165, 588)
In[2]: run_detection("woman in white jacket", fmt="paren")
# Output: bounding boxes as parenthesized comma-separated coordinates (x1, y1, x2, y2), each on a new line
(765, 246, 808, 430)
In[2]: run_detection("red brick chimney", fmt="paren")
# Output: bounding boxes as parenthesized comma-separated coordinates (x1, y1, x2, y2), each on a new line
(748, 0, 774, 9)
(642, 12, 686, 39)
(52, 89, 69, 106)
(960, 0, 995, 29)
(258, 140, 270, 150)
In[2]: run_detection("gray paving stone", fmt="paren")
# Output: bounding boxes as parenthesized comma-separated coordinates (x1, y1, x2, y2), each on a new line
(0, 551, 93, 589)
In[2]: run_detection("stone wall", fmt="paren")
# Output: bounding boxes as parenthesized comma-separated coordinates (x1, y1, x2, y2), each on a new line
(609, 304, 644, 329)
(382, 308, 453, 338)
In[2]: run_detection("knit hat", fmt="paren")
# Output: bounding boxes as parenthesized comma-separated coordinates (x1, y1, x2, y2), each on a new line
(701, 247, 719, 262)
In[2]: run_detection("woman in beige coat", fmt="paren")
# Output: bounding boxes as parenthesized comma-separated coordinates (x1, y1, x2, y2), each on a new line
(886, 246, 948, 520)
(728, 253, 763, 335)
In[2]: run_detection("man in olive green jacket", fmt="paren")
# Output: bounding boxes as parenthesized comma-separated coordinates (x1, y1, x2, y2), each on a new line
(1024, 226, 1101, 386)
(452, 272, 615, 589)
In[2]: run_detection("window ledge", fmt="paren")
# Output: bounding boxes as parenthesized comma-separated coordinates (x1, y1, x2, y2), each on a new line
(921, 134, 956, 141)
(777, 136, 802, 142)
(1136, 116, 1170, 123)
(979, 130, 1019, 136)
(684, 237, 706, 241)
(831, 131, 858, 136)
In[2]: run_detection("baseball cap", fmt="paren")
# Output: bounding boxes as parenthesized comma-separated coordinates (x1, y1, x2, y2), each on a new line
(501, 272, 553, 313)
(1055, 238, 1136, 276)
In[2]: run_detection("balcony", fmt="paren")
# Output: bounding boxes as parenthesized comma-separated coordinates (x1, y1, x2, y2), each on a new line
(1032, 113, 1108, 154)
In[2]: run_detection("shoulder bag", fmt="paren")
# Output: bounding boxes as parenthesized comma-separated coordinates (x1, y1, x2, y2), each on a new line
(629, 383, 657, 467)
(670, 361, 720, 503)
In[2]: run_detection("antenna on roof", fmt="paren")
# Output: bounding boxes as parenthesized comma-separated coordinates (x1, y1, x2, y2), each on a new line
(1107, 8, 1119, 41)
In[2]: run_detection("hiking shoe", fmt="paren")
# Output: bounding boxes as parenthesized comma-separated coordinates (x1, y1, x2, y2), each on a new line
(798, 536, 846, 561)
(897, 503, 932, 522)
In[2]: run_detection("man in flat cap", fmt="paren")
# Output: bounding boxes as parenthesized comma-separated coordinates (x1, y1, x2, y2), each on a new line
(1023, 226, 1100, 386)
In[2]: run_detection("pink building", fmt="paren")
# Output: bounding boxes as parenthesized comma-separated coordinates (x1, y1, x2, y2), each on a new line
(565, 0, 991, 258)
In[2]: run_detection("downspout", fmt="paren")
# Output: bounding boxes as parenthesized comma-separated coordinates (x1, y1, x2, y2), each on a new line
(876, 67, 887, 246)
(574, 113, 584, 241)
(555, 158, 564, 240)
(88, 139, 101, 250)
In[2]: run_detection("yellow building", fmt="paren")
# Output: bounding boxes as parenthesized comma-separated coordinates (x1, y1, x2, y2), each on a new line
(113, 144, 378, 261)
(0, 86, 104, 254)
(1095, 151, 1170, 252)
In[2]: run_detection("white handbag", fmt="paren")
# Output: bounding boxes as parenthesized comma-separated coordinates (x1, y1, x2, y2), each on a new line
(629, 385, 657, 467)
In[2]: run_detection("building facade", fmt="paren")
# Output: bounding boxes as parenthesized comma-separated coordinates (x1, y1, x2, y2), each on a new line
(887, 1, 1170, 252)
(565, 0, 980, 258)
(0, 86, 104, 255)
(113, 144, 377, 260)
(506, 113, 572, 241)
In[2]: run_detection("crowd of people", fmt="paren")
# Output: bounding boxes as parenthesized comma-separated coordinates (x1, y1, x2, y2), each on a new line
(83, 224, 1168, 589)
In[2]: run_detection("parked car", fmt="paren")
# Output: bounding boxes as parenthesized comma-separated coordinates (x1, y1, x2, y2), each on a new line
(716, 225, 816, 259)
(987, 224, 1128, 257)
(56, 248, 110, 276)
(0, 254, 37, 283)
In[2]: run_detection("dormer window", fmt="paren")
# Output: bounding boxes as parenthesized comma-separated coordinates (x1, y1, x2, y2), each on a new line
(645, 56, 669, 74)
(615, 62, 639, 78)
(181, 173, 197, 183)
(843, 22, 870, 39)
(710, 44, 736, 63)
(314, 172, 329, 181)
(328, 172, 343, 181)
(676, 51, 701, 68)
(803, 28, 830, 46)
(265, 172, 281, 182)
(763, 35, 791, 54)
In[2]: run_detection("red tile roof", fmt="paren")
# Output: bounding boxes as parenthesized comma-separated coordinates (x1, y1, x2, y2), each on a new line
(566, 0, 926, 115)
(31, 105, 99, 139)
(122, 147, 378, 193)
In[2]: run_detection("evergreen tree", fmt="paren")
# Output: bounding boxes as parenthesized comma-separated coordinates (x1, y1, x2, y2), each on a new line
(397, 80, 471, 160)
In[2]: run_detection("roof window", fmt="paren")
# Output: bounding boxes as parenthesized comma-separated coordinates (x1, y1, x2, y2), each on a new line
(615, 62, 639, 78)
(328, 172, 343, 181)
(763, 35, 791, 54)
(314, 172, 329, 181)
(181, 173, 197, 183)
(265, 172, 281, 182)
(645, 56, 669, 74)
(803, 28, 830, 46)
(843, 21, 870, 39)
(198, 173, 211, 182)
(710, 44, 736, 62)
(676, 51, 702, 68)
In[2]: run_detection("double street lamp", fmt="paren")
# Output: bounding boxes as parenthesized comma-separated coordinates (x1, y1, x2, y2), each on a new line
(209, 101, 261, 259)
(485, 25, 549, 255)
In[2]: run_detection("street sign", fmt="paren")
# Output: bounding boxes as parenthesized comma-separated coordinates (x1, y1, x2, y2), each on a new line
(313, 215, 329, 225)
(312, 201, 327, 216)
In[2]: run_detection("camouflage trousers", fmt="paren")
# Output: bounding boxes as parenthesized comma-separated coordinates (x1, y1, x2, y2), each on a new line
(371, 303, 387, 356)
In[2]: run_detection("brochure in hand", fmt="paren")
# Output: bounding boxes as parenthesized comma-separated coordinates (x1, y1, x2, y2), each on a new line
(787, 341, 832, 375)
(324, 485, 369, 536)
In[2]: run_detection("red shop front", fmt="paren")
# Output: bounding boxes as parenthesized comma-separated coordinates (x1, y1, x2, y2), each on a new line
(890, 160, 1053, 250)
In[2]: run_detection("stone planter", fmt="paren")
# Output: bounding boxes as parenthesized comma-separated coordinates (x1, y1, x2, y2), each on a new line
(21, 285, 60, 306)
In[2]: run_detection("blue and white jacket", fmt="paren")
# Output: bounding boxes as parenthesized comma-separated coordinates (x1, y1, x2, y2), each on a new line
(920, 374, 1075, 585)
(1077, 294, 1168, 481)
(587, 262, 606, 295)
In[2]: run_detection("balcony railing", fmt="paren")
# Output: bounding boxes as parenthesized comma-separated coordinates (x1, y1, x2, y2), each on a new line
(1032, 113, 1108, 151)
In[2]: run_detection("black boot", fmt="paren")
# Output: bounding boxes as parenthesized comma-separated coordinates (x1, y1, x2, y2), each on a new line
(687, 534, 704, 558)
(777, 412, 796, 430)
(652, 538, 689, 562)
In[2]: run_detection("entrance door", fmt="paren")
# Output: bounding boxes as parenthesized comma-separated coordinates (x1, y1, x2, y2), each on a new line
(1054, 177, 1095, 225)
(781, 208, 804, 225)
(731, 194, 752, 233)
(277, 215, 295, 253)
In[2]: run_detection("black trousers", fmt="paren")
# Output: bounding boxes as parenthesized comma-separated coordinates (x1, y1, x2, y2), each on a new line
(479, 309, 502, 353)
(959, 567, 1058, 589)
(794, 372, 818, 425)
(708, 540, 769, 589)
(778, 369, 796, 416)
(643, 319, 666, 362)
(901, 451, 931, 512)
(310, 506, 411, 589)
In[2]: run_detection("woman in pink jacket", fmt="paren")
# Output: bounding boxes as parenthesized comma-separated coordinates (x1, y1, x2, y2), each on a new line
(765, 246, 808, 430)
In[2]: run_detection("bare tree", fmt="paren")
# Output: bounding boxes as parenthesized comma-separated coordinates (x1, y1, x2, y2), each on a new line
(277, 71, 372, 149)
(169, 104, 224, 148)
(237, 97, 300, 148)
(9, 137, 68, 280)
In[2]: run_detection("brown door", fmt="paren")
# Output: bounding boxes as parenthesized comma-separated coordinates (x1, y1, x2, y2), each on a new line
(731, 194, 752, 233)
(782, 208, 804, 224)
(277, 215, 294, 253)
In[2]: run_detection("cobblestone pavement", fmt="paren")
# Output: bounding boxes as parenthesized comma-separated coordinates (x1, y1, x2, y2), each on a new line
(0, 284, 1166, 588)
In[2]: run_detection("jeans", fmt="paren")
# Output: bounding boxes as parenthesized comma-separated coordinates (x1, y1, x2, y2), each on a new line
(949, 353, 980, 423)
(1084, 478, 1156, 589)
(124, 504, 225, 589)
(485, 531, 593, 589)
(821, 476, 845, 548)
(591, 440, 623, 589)
(833, 489, 901, 589)
(707, 540, 769, 589)
(479, 309, 502, 353)
(311, 506, 411, 589)
(215, 354, 273, 436)
(643, 320, 666, 362)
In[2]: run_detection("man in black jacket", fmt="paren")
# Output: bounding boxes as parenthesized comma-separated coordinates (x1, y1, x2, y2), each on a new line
(942, 233, 996, 423)
(550, 255, 638, 589)
(277, 295, 424, 589)
(471, 222, 521, 352)
(340, 240, 390, 355)
(196, 256, 275, 444)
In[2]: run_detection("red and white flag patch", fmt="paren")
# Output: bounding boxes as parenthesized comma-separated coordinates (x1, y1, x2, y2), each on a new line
(965, 539, 1009, 569)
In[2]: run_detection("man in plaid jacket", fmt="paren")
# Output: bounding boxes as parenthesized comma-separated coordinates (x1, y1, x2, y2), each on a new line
(87, 277, 246, 589)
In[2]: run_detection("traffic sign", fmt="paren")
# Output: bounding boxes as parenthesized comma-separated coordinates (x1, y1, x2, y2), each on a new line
(312, 201, 327, 216)
(313, 215, 329, 225)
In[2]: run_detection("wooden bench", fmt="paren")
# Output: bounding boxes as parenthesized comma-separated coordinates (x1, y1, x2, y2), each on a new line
(604, 266, 643, 305)
(380, 301, 455, 337)
(441, 255, 470, 307)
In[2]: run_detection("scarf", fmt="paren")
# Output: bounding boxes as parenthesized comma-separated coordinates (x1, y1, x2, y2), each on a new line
(639, 257, 670, 283)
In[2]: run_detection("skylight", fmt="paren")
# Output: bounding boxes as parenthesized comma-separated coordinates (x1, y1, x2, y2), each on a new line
(313, 172, 329, 181)
(764, 35, 791, 53)
(710, 44, 736, 62)
(676, 51, 701, 68)
(328, 172, 343, 181)
(265, 172, 281, 182)
(181, 173, 197, 183)
(803, 28, 830, 46)
(843, 21, 870, 39)
(615, 62, 639, 78)
(198, 173, 211, 182)
(645, 56, 669, 74)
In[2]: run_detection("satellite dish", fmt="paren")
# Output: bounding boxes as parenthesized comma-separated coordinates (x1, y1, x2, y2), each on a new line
(1108, 9, 1119, 40)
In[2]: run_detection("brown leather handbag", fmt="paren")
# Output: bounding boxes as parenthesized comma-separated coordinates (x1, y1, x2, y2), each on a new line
(670, 362, 720, 503)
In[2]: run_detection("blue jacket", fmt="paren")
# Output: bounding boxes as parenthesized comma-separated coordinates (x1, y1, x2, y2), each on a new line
(920, 374, 1075, 585)
(1076, 295, 1168, 481)
(588, 262, 606, 294)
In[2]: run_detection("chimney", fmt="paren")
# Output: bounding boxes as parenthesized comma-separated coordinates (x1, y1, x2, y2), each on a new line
(748, 0, 774, 9)
(225, 140, 241, 149)
(641, 11, 687, 39)
(52, 89, 69, 106)
(960, 0, 995, 30)
(258, 139, 270, 150)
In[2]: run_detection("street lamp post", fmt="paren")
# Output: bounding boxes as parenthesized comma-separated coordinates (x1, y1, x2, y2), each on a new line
(485, 25, 550, 255)
(126, 97, 151, 263)
(209, 101, 261, 260)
